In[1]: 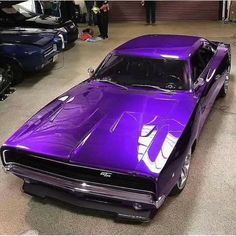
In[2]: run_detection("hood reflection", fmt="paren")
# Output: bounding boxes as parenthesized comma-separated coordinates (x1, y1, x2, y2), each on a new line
(138, 120, 182, 174)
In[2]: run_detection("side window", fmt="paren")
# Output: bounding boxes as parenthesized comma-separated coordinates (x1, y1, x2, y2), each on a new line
(199, 46, 214, 68)
(191, 45, 214, 82)
(191, 50, 204, 82)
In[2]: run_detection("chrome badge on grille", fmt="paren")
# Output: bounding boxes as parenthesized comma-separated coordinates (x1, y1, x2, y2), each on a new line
(100, 172, 112, 178)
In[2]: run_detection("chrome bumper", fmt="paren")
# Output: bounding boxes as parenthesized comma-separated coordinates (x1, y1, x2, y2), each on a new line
(5, 165, 161, 221)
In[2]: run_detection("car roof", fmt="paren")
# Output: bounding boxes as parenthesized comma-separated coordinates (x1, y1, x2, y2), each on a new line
(113, 34, 204, 60)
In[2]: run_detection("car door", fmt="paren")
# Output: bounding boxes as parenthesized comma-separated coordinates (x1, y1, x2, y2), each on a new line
(190, 42, 216, 134)
(203, 51, 230, 113)
(191, 42, 230, 137)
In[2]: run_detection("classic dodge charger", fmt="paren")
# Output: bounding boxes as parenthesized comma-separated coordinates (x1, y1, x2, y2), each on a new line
(1, 35, 231, 222)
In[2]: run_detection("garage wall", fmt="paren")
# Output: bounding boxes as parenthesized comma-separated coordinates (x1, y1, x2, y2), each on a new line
(109, 1, 220, 21)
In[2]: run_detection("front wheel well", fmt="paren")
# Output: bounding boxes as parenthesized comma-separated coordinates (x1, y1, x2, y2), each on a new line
(1, 57, 22, 69)
(0, 58, 24, 85)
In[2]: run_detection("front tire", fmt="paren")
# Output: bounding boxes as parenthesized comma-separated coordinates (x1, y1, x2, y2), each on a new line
(2, 60, 23, 86)
(169, 149, 192, 196)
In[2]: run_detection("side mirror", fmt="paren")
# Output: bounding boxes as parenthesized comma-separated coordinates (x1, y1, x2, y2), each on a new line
(88, 67, 95, 77)
(193, 77, 205, 90)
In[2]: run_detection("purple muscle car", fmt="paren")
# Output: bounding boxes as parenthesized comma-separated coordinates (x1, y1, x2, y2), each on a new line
(1, 35, 231, 222)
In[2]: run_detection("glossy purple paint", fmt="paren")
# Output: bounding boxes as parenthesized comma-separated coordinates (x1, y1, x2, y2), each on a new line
(2, 35, 230, 210)
(113, 34, 202, 60)
(4, 81, 197, 177)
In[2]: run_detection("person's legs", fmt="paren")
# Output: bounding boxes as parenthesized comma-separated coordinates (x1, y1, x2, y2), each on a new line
(151, 1, 156, 23)
(85, 1, 93, 25)
(97, 13, 103, 36)
(87, 9, 92, 25)
(145, 2, 151, 24)
(98, 12, 108, 38)
(103, 11, 108, 38)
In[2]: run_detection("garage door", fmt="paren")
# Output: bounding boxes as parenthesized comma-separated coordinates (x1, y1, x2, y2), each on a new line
(109, 1, 220, 21)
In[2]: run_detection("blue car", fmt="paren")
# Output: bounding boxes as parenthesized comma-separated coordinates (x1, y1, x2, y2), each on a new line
(0, 27, 64, 85)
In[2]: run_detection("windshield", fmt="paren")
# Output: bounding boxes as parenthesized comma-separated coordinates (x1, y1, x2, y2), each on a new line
(95, 55, 189, 90)
(0, 3, 36, 22)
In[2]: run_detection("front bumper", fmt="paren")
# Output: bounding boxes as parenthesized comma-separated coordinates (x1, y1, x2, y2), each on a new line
(5, 165, 158, 222)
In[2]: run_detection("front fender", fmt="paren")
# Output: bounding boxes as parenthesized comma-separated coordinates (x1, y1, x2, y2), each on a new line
(155, 108, 198, 197)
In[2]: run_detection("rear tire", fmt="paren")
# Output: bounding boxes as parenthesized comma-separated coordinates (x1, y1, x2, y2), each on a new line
(169, 149, 192, 196)
(2, 59, 23, 86)
(218, 75, 229, 98)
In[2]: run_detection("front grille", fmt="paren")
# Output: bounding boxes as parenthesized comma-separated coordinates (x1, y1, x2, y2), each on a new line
(43, 45, 54, 58)
(2, 148, 156, 193)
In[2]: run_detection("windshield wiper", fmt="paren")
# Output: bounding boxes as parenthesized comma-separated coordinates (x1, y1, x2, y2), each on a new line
(96, 78, 128, 90)
(130, 84, 175, 93)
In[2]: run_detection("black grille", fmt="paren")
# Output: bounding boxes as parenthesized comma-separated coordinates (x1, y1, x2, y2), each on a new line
(2, 148, 156, 193)
(43, 45, 54, 58)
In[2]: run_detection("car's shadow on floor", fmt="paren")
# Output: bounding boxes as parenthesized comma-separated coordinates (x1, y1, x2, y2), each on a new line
(24, 75, 235, 234)
(64, 42, 76, 51)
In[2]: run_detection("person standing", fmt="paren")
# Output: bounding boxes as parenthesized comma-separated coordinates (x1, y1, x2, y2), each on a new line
(85, 1, 94, 26)
(60, 1, 76, 23)
(142, 1, 156, 25)
(96, 1, 109, 39)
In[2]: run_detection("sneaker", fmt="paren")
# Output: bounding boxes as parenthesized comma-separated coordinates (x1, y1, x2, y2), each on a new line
(95, 36, 104, 41)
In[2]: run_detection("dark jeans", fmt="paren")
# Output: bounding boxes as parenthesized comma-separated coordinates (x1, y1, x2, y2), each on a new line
(145, 1, 156, 23)
(97, 11, 108, 38)
(85, 1, 94, 25)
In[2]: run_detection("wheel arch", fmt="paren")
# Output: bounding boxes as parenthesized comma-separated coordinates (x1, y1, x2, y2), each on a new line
(0, 56, 23, 70)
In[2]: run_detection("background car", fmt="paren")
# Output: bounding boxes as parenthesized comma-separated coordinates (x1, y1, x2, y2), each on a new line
(0, 1, 78, 46)
(1, 35, 231, 222)
(0, 27, 63, 84)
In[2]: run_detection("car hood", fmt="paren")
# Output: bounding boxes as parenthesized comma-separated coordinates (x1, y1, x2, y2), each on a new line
(0, 28, 55, 46)
(4, 81, 197, 177)
(25, 15, 68, 28)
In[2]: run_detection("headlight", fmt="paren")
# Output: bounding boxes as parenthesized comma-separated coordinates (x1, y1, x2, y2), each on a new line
(58, 27, 67, 33)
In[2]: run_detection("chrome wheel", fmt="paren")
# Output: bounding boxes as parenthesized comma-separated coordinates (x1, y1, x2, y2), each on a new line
(223, 75, 229, 94)
(2, 61, 23, 85)
(4, 64, 14, 82)
(218, 74, 230, 98)
(177, 150, 192, 190)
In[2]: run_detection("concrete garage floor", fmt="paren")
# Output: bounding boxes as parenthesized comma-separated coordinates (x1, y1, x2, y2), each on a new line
(0, 21, 236, 234)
